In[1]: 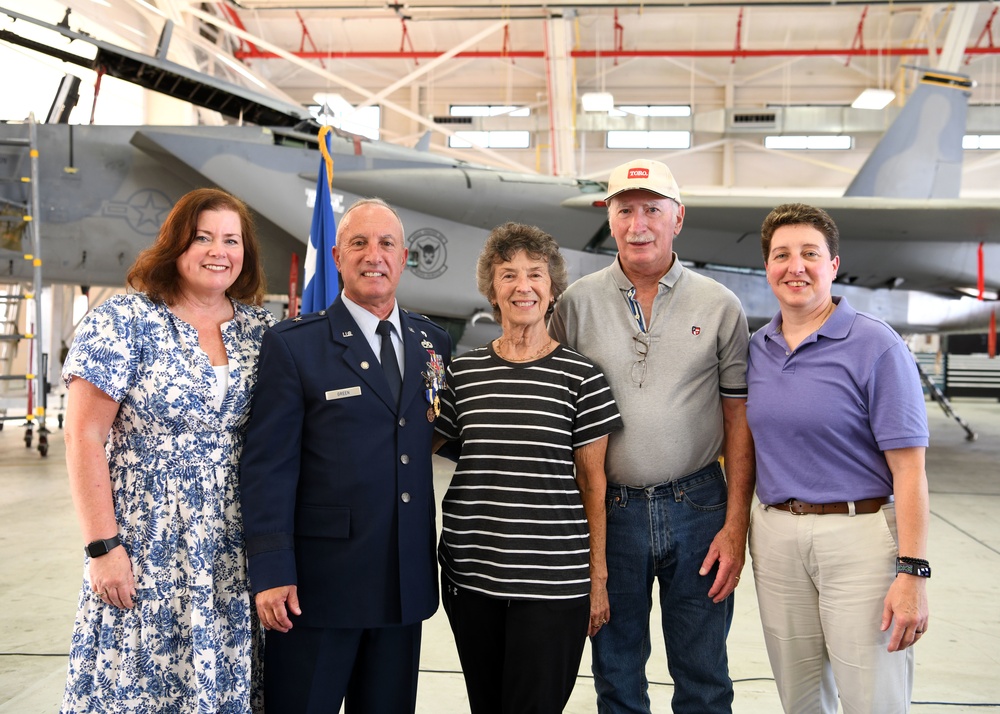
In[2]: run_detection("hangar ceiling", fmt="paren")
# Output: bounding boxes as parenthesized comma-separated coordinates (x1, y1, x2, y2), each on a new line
(12, 0, 1000, 191)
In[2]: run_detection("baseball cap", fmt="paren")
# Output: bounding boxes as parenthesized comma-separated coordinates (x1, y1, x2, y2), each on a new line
(605, 159, 682, 203)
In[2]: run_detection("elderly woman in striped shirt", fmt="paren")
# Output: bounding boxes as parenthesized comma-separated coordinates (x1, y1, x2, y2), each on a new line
(434, 221, 623, 714)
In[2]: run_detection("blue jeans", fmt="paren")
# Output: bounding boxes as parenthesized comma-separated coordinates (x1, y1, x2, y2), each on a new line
(592, 462, 734, 714)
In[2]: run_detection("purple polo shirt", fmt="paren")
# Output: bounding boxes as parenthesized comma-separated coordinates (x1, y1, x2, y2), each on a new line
(746, 297, 929, 505)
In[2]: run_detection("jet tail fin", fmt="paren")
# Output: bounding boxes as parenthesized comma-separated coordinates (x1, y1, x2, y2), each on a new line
(844, 70, 973, 199)
(414, 131, 432, 152)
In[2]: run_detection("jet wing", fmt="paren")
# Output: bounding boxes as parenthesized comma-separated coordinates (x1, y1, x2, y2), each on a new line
(326, 167, 609, 251)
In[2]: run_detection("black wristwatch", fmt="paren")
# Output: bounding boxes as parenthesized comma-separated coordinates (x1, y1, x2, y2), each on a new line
(896, 556, 931, 578)
(84, 535, 122, 558)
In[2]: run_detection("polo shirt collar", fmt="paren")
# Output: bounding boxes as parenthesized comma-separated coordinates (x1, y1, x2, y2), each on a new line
(818, 295, 855, 340)
(610, 252, 683, 292)
(763, 295, 856, 346)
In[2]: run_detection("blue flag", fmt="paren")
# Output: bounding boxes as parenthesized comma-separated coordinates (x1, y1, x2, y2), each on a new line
(302, 125, 338, 313)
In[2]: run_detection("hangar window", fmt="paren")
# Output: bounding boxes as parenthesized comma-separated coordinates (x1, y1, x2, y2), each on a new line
(309, 104, 381, 141)
(449, 131, 531, 149)
(963, 135, 1000, 149)
(0, 40, 144, 124)
(765, 135, 853, 150)
(446, 105, 531, 148)
(450, 105, 530, 117)
(606, 131, 691, 150)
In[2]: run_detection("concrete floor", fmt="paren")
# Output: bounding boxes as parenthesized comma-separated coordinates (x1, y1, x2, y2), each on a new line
(1, 397, 998, 713)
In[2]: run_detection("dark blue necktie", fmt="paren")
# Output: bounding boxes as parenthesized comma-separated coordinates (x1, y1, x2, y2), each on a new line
(376, 320, 401, 407)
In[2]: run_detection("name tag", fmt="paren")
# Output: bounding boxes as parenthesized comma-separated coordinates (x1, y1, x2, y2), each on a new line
(326, 386, 362, 401)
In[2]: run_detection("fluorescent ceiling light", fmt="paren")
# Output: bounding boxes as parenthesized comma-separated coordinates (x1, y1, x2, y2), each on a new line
(581, 92, 615, 112)
(851, 88, 895, 110)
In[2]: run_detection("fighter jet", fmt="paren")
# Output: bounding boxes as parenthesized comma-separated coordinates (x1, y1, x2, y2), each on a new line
(0, 4, 997, 340)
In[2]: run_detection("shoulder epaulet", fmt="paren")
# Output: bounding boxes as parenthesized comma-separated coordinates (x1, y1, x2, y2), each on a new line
(404, 309, 433, 324)
(403, 309, 447, 330)
(271, 309, 329, 333)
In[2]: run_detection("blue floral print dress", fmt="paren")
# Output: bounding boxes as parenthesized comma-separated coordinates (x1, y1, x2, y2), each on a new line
(60, 293, 275, 714)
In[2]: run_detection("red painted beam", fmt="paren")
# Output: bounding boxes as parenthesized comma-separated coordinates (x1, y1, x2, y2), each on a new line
(232, 45, 1000, 61)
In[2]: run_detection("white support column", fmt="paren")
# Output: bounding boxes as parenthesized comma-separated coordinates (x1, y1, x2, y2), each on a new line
(722, 82, 735, 188)
(544, 17, 576, 177)
(937, 2, 980, 72)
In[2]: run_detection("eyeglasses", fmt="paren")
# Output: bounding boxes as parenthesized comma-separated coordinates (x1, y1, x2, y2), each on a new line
(632, 333, 649, 388)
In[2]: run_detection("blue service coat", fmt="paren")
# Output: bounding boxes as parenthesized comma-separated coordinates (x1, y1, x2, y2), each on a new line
(239, 298, 452, 629)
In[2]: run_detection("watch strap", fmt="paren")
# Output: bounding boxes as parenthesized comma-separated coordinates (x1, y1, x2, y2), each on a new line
(84, 535, 122, 558)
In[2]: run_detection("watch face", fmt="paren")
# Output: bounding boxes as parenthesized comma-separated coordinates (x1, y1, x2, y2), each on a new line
(85, 537, 117, 557)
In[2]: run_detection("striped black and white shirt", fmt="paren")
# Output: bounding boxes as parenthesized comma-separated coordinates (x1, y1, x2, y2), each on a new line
(436, 342, 622, 600)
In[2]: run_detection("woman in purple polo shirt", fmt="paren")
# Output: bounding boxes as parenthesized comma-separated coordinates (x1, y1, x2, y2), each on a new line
(746, 203, 930, 713)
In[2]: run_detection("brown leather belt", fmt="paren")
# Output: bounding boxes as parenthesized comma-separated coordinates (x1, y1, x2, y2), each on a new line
(767, 496, 892, 515)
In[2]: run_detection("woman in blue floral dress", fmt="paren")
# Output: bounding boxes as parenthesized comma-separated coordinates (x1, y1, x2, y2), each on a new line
(60, 188, 275, 713)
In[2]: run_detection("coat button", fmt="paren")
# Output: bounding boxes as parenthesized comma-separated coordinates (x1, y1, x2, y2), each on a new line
(398, 417, 407, 427)
(401, 492, 411, 503)
(400, 454, 410, 464)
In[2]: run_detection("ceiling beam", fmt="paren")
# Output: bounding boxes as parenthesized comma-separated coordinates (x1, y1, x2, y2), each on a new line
(232, 45, 1000, 62)
(352, 20, 508, 111)
(182, 4, 537, 173)
(938, 2, 981, 72)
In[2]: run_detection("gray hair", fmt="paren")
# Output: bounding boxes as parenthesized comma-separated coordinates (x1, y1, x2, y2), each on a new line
(337, 197, 405, 239)
(476, 222, 569, 322)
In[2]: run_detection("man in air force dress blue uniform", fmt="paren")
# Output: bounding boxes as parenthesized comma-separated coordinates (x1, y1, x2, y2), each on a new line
(240, 198, 452, 713)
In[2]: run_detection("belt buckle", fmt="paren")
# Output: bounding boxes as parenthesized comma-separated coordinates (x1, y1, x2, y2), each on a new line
(787, 499, 807, 515)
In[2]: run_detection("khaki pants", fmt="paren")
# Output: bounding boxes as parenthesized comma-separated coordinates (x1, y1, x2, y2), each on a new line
(749, 502, 914, 714)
